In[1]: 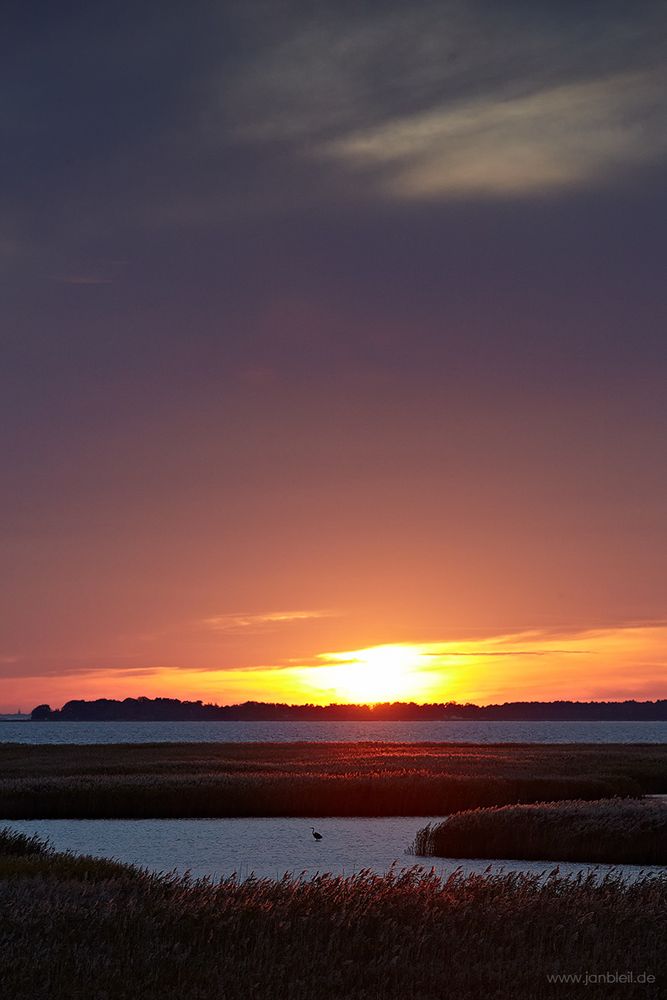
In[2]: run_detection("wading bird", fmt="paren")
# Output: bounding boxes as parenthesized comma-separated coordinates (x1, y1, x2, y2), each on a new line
(311, 827, 323, 841)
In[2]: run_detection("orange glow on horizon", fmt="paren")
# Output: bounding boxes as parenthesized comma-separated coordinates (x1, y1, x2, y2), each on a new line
(6, 621, 666, 712)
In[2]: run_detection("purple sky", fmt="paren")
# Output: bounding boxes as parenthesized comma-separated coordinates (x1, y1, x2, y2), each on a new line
(2, 1, 666, 709)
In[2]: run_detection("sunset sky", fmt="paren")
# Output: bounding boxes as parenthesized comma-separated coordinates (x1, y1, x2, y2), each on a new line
(2, 1, 667, 711)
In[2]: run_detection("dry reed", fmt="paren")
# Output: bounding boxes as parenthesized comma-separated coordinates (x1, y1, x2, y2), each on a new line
(411, 797, 667, 864)
(0, 829, 664, 1000)
(1, 741, 663, 818)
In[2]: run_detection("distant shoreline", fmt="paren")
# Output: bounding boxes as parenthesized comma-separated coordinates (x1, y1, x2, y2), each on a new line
(28, 697, 667, 723)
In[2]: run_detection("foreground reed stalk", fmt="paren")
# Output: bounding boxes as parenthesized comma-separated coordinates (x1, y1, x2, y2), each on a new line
(1, 830, 665, 1000)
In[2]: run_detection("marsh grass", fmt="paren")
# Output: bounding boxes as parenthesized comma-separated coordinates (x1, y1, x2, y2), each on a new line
(0, 826, 48, 855)
(411, 798, 667, 865)
(1, 741, 664, 818)
(0, 826, 148, 881)
(0, 836, 664, 1000)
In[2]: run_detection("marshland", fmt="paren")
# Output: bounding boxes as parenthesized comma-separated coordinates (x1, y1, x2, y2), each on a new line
(2, 743, 666, 997)
(1, 741, 664, 818)
(1, 828, 665, 1000)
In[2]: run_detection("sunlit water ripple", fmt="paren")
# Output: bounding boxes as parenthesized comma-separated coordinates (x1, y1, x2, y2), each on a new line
(1, 720, 665, 744)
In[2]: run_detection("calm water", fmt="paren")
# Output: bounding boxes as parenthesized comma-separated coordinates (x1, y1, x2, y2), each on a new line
(1, 720, 665, 744)
(6, 817, 664, 882)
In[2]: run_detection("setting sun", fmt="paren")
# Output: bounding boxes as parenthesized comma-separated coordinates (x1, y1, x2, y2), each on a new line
(308, 644, 437, 703)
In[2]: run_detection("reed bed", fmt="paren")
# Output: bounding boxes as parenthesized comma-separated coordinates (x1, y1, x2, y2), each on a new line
(411, 798, 667, 865)
(0, 830, 664, 1000)
(1, 742, 664, 818)
(0, 827, 148, 881)
(0, 826, 47, 856)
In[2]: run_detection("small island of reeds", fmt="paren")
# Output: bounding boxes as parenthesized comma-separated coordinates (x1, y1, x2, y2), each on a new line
(1, 828, 664, 1000)
(411, 797, 667, 865)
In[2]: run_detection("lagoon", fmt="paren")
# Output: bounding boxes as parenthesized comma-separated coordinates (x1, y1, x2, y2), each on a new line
(6, 816, 665, 882)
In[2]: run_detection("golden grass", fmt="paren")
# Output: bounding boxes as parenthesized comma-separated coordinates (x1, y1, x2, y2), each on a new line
(1, 741, 664, 818)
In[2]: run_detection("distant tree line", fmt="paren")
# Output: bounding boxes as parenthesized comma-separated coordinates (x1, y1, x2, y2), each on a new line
(30, 697, 667, 722)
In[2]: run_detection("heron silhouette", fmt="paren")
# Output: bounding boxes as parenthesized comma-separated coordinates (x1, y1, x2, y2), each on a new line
(310, 827, 323, 841)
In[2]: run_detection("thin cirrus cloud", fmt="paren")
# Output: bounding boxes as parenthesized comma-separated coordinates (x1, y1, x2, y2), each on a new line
(53, 275, 115, 286)
(201, 610, 335, 634)
(319, 72, 667, 198)
(227, 3, 667, 204)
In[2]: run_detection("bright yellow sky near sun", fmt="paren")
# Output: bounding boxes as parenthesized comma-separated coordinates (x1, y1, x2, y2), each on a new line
(9, 622, 666, 710)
